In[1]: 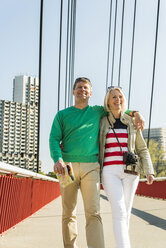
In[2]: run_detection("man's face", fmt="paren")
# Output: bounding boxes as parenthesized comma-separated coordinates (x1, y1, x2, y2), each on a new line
(73, 81, 92, 101)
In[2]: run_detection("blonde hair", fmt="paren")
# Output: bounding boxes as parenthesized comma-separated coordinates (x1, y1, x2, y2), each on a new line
(104, 87, 127, 113)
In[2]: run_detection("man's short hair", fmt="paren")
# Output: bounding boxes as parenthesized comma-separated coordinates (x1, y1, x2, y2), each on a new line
(73, 77, 92, 90)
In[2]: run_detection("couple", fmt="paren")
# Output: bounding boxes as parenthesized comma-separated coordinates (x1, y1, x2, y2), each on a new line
(49, 77, 154, 248)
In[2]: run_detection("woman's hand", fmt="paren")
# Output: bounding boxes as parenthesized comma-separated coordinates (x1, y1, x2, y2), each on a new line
(146, 174, 155, 185)
(133, 112, 145, 131)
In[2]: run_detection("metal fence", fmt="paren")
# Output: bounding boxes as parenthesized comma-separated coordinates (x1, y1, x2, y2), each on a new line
(0, 162, 61, 234)
(136, 177, 166, 200)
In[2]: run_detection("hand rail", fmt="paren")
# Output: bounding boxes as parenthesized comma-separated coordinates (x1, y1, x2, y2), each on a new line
(140, 177, 166, 182)
(0, 162, 61, 234)
(0, 162, 58, 182)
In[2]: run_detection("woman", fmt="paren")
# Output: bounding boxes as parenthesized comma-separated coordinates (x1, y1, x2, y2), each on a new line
(99, 87, 154, 248)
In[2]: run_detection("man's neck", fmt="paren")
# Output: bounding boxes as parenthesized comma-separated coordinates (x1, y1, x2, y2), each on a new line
(74, 101, 89, 109)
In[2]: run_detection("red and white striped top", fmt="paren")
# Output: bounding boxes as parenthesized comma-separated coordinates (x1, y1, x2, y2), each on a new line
(103, 128, 128, 166)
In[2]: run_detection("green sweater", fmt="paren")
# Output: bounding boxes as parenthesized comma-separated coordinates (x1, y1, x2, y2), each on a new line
(49, 106, 131, 163)
(49, 105, 106, 163)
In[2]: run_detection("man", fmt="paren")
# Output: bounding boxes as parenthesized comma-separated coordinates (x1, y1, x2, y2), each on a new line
(49, 77, 144, 248)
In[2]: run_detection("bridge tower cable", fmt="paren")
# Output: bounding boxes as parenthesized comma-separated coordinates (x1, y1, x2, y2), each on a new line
(106, 0, 113, 91)
(57, 0, 63, 111)
(37, 0, 44, 173)
(118, 0, 125, 86)
(68, 0, 77, 107)
(128, 0, 137, 108)
(68, 0, 74, 107)
(65, 0, 71, 108)
(111, 0, 118, 86)
(147, 0, 160, 148)
(70, 0, 77, 106)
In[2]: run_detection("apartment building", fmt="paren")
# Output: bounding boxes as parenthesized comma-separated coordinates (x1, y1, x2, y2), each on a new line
(0, 75, 40, 171)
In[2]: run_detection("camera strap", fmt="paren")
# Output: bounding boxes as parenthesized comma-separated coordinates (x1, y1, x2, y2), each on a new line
(107, 116, 139, 175)
(107, 116, 123, 154)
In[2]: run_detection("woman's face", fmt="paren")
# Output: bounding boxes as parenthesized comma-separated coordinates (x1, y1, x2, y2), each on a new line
(108, 89, 124, 112)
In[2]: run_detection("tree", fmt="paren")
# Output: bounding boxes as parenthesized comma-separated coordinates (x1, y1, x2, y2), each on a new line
(146, 139, 166, 177)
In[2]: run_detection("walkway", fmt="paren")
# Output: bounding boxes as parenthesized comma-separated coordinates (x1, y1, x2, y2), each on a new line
(0, 191, 166, 248)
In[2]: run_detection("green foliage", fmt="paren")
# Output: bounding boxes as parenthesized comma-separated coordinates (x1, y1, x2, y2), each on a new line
(47, 171, 57, 179)
(146, 139, 166, 177)
(38, 171, 46, 176)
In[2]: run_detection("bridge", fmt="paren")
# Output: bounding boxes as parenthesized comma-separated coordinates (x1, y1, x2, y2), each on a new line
(0, 162, 166, 248)
(0, 1, 166, 247)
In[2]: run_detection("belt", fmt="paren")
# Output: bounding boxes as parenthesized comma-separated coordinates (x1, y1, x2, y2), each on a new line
(124, 169, 139, 176)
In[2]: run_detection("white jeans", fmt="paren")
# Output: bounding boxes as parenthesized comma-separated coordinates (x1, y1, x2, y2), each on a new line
(102, 165, 139, 248)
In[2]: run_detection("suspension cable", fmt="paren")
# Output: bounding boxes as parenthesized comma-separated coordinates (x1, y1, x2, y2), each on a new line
(65, 0, 70, 108)
(106, 0, 113, 91)
(37, 0, 44, 173)
(68, 0, 73, 107)
(111, 0, 118, 86)
(128, 0, 137, 108)
(70, 0, 77, 106)
(147, 0, 160, 148)
(57, 0, 63, 111)
(118, 0, 125, 86)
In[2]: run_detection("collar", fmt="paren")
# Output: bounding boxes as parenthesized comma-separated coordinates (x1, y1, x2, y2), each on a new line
(108, 111, 131, 126)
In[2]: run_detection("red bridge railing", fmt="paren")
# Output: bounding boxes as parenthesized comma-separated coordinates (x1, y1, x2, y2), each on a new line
(136, 177, 166, 200)
(101, 176, 166, 200)
(0, 162, 61, 234)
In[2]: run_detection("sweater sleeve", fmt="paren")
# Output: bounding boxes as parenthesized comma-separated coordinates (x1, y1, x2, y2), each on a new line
(125, 109, 132, 116)
(49, 112, 63, 163)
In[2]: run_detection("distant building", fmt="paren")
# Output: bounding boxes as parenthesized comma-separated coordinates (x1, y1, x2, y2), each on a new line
(0, 75, 40, 171)
(142, 128, 166, 158)
(13, 75, 39, 104)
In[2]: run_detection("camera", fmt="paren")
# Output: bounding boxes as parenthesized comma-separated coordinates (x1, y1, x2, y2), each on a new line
(123, 151, 138, 165)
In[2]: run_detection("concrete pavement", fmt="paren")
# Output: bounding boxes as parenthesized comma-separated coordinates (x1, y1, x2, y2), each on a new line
(0, 191, 166, 248)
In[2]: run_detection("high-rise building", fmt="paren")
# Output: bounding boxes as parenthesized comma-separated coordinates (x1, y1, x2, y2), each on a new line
(0, 75, 40, 171)
(13, 75, 39, 104)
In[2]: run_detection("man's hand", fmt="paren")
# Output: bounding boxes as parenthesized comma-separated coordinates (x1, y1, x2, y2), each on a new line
(60, 143, 64, 151)
(146, 174, 155, 185)
(133, 112, 145, 131)
(54, 160, 66, 175)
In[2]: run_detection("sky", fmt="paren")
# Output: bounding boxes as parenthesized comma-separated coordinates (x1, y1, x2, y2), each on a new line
(0, 0, 166, 173)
